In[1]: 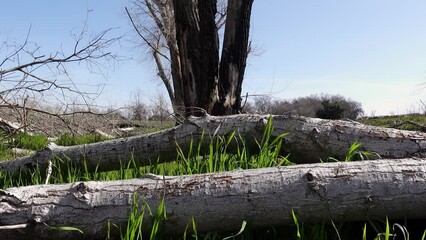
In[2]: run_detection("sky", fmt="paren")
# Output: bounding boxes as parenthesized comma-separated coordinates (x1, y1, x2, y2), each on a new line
(2, 1, 426, 116)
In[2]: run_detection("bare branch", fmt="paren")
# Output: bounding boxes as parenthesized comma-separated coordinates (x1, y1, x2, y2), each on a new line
(0, 27, 121, 112)
(125, 7, 171, 62)
(0, 24, 122, 137)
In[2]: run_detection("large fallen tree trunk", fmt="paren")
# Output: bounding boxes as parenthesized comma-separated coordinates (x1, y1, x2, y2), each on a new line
(2, 114, 426, 174)
(1, 158, 425, 239)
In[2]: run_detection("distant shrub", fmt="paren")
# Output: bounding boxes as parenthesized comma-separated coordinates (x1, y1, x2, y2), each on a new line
(316, 100, 345, 119)
(247, 93, 363, 120)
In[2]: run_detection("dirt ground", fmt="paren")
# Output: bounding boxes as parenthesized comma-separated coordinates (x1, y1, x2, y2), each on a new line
(0, 107, 174, 137)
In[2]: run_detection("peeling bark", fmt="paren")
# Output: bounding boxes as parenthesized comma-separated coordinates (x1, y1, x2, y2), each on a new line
(214, 0, 254, 115)
(130, 1, 254, 117)
(172, 0, 254, 116)
(173, 0, 219, 116)
(1, 159, 425, 239)
(2, 114, 426, 175)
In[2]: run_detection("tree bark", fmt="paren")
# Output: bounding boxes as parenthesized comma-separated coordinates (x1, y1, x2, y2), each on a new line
(1, 158, 425, 239)
(2, 114, 426, 174)
(130, 1, 255, 117)
(173, 0, 219, 116)
(213, 0, 254, 115)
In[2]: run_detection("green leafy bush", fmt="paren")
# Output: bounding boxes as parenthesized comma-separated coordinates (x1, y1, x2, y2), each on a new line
(316, 100, 345, 119)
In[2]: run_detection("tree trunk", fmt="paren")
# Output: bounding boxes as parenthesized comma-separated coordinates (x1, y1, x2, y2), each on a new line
(172, 0, 254, 117)
(3, 114, 426, 174)
(213, 0, 254, 115)
(1, 158, 425, 239)
(173, 0, 219, 116)
(130, 1, 254, 117)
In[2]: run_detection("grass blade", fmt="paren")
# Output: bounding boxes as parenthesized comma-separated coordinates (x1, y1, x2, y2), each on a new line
(223, 220, 247, 240)
(291, 210, 301, 240)
(43, 222, 84, 235)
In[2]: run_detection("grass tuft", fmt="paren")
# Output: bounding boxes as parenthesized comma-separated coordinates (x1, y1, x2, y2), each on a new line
(55, 132, 110, 146)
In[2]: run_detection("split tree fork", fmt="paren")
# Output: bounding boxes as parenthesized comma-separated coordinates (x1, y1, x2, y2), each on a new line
(127, 0, 254, 119)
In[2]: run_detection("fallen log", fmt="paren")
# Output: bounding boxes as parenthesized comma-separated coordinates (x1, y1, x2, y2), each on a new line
(0, 158, 425, 239)
(2, 114, 426, 174)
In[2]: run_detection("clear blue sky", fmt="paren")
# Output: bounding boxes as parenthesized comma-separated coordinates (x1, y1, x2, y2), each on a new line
(2, 1, 426, 116)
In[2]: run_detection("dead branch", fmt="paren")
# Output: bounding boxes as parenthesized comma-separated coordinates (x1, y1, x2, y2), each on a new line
(0, 26, 120, 108)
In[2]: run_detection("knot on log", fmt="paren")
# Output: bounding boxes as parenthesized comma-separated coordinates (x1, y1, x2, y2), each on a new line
(74, 182, 88, 192)
(72, 182, 91, 203)
(29, 147, 54, 168)
(305, 171, 327, 200)
(305, 172, 315, 182)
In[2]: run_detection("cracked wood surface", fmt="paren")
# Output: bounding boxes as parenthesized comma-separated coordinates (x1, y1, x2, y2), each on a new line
(0, 158, 425, 239)
(1, 114, 426, 174)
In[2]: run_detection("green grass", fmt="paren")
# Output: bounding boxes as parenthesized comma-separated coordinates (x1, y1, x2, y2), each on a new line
(118, 120, 176, 137)
(288, 212, 425, 240)
(0, 116, 289, 188)
(359, 113, 426, 131)
(0, 117, 425, 239)
(0, 131, 48, 161)
(0, 146, 21, 161)
(325, 141, 380, 162)
(55, 132, 110, 146)
(12, 132, 49, 150)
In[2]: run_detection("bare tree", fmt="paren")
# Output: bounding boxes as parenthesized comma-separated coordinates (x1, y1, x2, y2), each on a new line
(127, 89, 149, 121)
(126, 0, 253, 119)
(150, 92, 171, 122)
(252, 95, 273, 114)
(126, 0, 183, 120)
(0, 25, 121, 134)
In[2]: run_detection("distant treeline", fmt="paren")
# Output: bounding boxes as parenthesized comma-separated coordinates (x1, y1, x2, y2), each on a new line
(244, 94, 364, 120)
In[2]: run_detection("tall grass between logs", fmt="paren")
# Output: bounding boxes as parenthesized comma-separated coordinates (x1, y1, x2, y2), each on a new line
(0, 117, 425, 239)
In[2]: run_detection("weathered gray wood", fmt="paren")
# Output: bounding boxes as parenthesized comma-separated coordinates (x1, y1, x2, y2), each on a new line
(1, 158, 425, 239)
(2, 114, 426, 174)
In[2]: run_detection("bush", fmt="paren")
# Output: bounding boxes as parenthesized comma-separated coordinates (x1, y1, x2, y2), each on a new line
(247, 94, 364, 120)
(316, 100, 345, 119)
